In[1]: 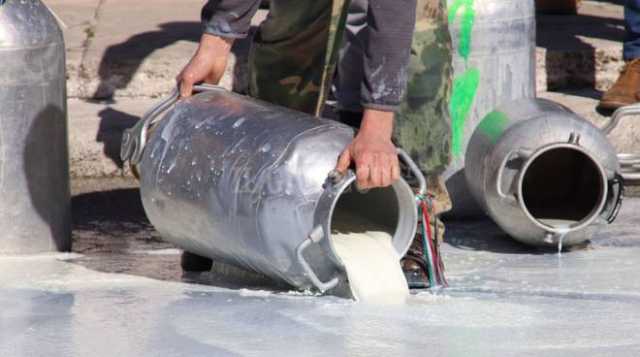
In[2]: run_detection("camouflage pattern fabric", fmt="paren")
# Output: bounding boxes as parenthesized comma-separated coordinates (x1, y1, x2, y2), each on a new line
(427, 175, 450, 245)
(249, 0, 453, 223)
(248, 0, 350, 115)
(395, 0, 453, 227)
(394, 0, 453, 179)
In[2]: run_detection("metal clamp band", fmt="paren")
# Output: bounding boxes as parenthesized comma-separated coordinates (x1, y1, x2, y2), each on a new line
(397, 148, 427, 197)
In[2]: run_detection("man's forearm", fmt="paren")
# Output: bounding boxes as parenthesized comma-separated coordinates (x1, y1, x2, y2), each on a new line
(361, 0, 417, 110)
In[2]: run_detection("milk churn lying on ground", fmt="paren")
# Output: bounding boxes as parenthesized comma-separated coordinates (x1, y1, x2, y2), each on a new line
(465, 98, 623, 248)
(446, 0, 537, 216)
(0, 0, 71, 253)
(121, 85, 424, 292)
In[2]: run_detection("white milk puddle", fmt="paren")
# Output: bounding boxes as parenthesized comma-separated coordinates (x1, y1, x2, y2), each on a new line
(330, 207, 409, 304)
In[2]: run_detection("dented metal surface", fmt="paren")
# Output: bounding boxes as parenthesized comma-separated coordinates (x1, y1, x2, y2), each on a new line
(137, 89, 420, 291)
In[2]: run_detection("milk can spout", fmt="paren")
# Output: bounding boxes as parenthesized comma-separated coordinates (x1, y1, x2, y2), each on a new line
(297, 149, 424, 292)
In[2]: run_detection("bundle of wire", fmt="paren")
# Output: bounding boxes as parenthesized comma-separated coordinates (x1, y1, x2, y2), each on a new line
(418, 196, 448, 288)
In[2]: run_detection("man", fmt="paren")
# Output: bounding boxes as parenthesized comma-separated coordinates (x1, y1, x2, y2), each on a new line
(599, 0, 640, 110)
(177, 0, 452, 288)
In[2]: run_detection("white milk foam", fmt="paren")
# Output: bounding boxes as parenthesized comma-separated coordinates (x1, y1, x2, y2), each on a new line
(330, 208, 409, 304)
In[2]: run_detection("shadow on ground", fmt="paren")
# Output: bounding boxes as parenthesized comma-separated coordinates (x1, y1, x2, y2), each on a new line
(68, 185, 536, 289)
(92, 21, 254, 100)
(70, 187, 283, 291)
(443, 217, 539, 254)
(92, 21, 201, 100)
(537, 1, 625, 101)
(91, 22, 256, 168)
(96, 108, 139, 169)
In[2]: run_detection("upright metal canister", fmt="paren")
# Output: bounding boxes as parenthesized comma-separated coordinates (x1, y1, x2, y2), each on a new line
(465, 98, 622, 248)
(446, 0, 536, 215)
(123, 87, 423, 292)
(0, 0, 71, 253)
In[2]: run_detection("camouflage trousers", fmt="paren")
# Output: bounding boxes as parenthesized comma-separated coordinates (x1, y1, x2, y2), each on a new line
(248, 0, 453, 239)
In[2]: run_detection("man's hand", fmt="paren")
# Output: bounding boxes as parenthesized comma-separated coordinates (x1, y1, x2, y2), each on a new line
(176, 33, 234, 98)
(335, 109, 401, 189)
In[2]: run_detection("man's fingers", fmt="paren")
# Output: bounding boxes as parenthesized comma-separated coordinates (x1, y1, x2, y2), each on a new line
(179, 76, 194, 98)
(355, 154, 372, 189)
(370, 155, 383, 188)
(391, 156, 401, 182)
(358, 153, 399, 189)
(336, 149, 352, 173)
(356, 165, 371, 189)
(380, 155, 393, 187)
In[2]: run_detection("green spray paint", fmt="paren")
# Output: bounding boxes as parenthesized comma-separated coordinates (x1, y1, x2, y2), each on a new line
(448, 0, 479, 158)
(450, 68, 479, 156)
(448, 0, 476, 61)
(477, 110, 509, 144)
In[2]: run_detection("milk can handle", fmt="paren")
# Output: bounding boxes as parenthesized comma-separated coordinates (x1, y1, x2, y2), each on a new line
(601, 102, 640, 135)
(397, 148, 427, 197)
(600, 103, 640, 181)
(120, 83, 224, 165)
(496, 148, 531, 202)
(296, 226, 340, 292)
(496, 150, 516, 199)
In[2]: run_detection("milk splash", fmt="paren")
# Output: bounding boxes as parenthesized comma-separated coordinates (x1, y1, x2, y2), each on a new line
(541, 219, 572, 256)
(554, 225, 571, 256)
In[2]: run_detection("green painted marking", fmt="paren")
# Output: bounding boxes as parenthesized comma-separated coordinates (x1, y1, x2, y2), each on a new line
(448, 0, 478, 158)
(448, 0, 476, 61)
(477, 110, 510, 144)
(449, 68, 480, 157)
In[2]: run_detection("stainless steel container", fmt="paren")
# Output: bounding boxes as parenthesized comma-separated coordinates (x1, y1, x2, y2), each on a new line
(446, 0, 537, 216)
(0, 0, 71, 253)
(465, 99, 622, 248)
(124, 86, 423, 292)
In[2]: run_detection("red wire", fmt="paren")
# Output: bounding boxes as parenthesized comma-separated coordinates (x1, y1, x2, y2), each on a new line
(421, 201, 441, 281)
(421, 201, 437, 262)
(421, 200, 447, 286)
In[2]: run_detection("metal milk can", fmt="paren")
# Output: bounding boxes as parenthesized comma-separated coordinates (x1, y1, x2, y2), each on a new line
(0, 0, 71, 253)
(446, 0, 537, 216)
(465, 98, 623, 248)
(122, 86, 424, 292)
